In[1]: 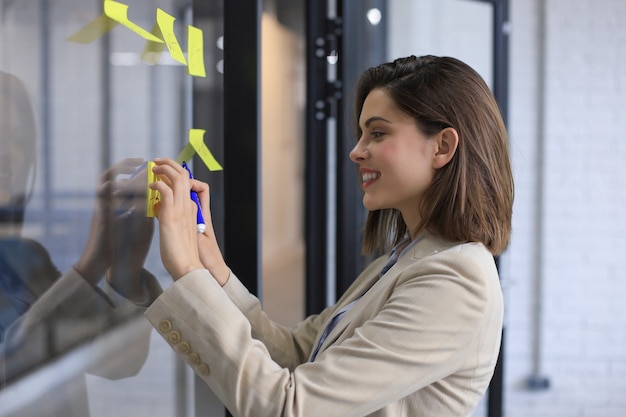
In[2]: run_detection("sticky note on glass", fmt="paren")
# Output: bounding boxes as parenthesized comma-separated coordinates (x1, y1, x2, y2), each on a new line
(175, 129, 223, 171)
(175, 142, 196, 165)
(187, 25, 206, 77)
(104, 0, 164, 43)
(190, 129, 223, 171)
(141, 22, 167, 64)
(146, 161, 161, 217)
(156, 8, 187, 65)
(66, 14, 119, 44)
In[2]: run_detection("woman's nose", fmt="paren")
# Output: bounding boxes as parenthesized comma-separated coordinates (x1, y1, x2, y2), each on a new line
(349, 140, 367, 162)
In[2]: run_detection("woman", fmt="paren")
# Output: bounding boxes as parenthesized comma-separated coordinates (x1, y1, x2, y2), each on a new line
(146, 55, 514, 417)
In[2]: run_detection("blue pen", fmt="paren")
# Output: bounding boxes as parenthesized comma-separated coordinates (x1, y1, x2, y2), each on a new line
(182, 162, 206, 233)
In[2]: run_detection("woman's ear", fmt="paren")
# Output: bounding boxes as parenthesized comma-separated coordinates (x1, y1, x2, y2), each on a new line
(432, 127, 459, 169)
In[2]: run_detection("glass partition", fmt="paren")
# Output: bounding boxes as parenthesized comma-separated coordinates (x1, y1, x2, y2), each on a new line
(388, 0, 494, 87)
(0, 0, 220, 415)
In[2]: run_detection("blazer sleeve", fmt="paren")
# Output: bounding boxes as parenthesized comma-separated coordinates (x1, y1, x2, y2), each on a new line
(144, 243, 503, 417)
(2, 267, 161, 383)
(221, 274, 331, 369)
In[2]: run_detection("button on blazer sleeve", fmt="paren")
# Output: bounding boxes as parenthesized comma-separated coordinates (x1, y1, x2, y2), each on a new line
(144, 240, 503, 417)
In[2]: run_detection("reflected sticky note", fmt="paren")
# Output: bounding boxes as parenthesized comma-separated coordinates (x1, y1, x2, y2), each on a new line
(146, 161, 161, 217)
(156, 8, 187, 65)
(104, 0, 164, 43)
(66, 14, 119, 44)
(141, 22, 167, 64)
(189, 129, 223, 171)
(187, 25, 206, 77)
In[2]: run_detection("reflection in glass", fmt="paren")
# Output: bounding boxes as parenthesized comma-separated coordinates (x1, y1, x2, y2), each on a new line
(0, 70, 161, 416)
(0, 0, 207, 415)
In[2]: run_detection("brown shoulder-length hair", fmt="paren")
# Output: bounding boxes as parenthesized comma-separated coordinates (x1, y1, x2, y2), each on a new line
(355, 55, 514, 256)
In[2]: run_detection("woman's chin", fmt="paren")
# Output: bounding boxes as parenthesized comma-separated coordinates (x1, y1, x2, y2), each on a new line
(362, 196, 382, 212)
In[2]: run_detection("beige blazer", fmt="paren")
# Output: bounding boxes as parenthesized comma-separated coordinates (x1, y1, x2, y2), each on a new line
(145, 235, 503, 417)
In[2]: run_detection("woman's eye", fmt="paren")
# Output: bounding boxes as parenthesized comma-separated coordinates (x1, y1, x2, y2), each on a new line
(371, 131, 385, 139)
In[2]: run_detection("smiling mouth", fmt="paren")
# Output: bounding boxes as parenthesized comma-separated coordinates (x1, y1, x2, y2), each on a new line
(361, 171, 381, 187)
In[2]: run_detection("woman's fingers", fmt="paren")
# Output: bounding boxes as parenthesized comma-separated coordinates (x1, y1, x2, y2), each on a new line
(190, 179, 211, 229)
(151, 159, 185, 187)
(151, 161, 192, 208)
(149, 160, 204, 279)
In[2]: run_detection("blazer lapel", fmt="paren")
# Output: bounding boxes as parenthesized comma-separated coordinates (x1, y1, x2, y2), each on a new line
(331, 255, 388, 309)
(315, 235, 460, 356)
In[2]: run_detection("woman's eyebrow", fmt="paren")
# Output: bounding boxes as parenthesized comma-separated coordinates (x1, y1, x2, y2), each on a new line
(362, 116, 392, 128)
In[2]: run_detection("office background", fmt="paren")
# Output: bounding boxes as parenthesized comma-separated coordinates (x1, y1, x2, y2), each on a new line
(0, 0, 624, 416)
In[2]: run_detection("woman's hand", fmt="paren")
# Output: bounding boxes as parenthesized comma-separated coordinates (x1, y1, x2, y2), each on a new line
(192, 175, 230, 286)
(149, 158, 227, 282)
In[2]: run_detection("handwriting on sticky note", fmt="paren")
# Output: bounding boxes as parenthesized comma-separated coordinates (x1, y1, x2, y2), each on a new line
(146, 161, 161, 217)
(187, 26, 206, 77)
(189, 129, 223, 171)
(141, 22, 167, 64)
(156, 9, 187, 65)
(103, 0, 164, 43)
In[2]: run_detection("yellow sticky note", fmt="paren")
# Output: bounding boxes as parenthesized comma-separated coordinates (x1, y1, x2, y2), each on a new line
(66, 14, 119, 44)
(146, 161, 161, 217)
(141, 22, 167, 64)
(175, 142, 196, 165)
(156, 8, 187, 65)
(103, 0, 164, 43)
(189, 129, 223, 171)
(187, 25, 206, 77)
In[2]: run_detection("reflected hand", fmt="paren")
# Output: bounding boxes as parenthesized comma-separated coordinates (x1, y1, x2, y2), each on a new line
(107, 160, 155, 298)
(74, 158, 154, 296)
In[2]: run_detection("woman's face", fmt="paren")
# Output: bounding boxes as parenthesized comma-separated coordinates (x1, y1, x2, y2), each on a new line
(349, 88, 437, 228)
(0, 96, 15, 206)
(0, 96, 27, 207)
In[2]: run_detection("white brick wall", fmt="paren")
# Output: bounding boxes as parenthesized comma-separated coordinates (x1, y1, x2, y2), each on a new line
(503, 0, 626, 415)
